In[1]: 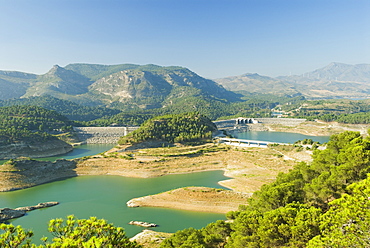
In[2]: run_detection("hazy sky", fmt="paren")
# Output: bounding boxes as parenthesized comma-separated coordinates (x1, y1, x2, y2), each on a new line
(1, 0, 369, 78)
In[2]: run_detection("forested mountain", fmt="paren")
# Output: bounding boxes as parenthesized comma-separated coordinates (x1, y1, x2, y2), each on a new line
(0, 93, 287, 125)
(0, 63, 240, 110)
(0, 95, 121, 121)
(216, 62, 370, 99)
(2, 62, 370, 104)
(23, 65, 94, 98)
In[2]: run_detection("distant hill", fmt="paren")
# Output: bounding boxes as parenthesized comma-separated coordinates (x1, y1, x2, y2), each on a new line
(278, 62, 370, 99)
(2, 62, 370, 104)
(214, 73, 301, 97)
(23, 65, 94, 98)
(0, 71, 36, 99)
(216, 62, 370, 99)
(0, 64, 241, 110)
(284, 62, 370, 82)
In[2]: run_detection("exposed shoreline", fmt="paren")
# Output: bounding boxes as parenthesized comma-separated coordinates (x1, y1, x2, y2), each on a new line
(0, 143, 301, 213)
(1, 121, 368, 214)
(126, 186, 251, 214)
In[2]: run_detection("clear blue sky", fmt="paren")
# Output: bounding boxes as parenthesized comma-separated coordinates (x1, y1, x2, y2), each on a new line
(0, 0, 369, 78)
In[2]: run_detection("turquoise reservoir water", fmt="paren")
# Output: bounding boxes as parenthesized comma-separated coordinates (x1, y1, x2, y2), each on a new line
(0, 132, 329, 243)
(235, 131, 330, 144)
(0, 144, 115, 165)
(0, 171, 229, 243)
(36, 143, 115, 161)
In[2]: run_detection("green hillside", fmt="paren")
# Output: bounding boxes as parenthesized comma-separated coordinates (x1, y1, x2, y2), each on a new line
(0, 105, 72, 145)
(0, 96, 121, 121)
(118, 112, 217, 145)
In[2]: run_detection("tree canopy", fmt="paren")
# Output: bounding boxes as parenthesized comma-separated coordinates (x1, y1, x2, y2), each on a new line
(160, 130, 370, 247)
(118, 112, 217, 145)
(0, 215, 141, 248)
(0, 105, 73, 145)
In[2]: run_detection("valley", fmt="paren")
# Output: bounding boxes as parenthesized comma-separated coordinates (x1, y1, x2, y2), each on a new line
(2, 62, 370, 247)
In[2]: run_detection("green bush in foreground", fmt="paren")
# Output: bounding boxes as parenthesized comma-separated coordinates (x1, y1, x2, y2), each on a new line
(161, 130, 370, 247)
(0, 215, 141, 248)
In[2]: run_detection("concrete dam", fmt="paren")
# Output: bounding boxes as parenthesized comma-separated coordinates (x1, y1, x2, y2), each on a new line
(73, 118, 306, 144)
(214, 118, 307, 131)
(73, 127, 139, 144)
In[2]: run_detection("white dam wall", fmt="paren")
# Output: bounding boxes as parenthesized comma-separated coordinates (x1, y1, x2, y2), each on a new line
(73, 127, 139, 144)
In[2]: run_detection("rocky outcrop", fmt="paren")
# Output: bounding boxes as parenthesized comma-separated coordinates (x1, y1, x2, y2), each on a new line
(14, 201, 59, 211)
(127, 199, 140, 207)
(129, 221, 158, 228)
(129, 230, 171, 247)
(0, 208, 26, 221)
(0, 202, 59, 221)
(0, 139, 73, 160)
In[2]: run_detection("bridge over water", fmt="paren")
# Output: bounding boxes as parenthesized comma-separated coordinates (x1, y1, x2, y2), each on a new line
(216, 137, 288, 148)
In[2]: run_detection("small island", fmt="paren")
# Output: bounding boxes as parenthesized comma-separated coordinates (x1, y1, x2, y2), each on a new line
(127, 187, 250, 213)
(0, 202, 59, 221)
(129, 221, 158, 228)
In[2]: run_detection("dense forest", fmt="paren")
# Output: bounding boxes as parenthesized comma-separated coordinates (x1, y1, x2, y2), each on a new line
(159, 130, 370, 247)
(6, 94, 370, 127)
(0, 94, 305, 125)
(0, 96, 121, 121)
(118, 112, 217, 145)
(0, 105, 72, 145)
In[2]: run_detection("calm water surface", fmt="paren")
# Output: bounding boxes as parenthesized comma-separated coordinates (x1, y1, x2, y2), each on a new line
(0, 171, 229, 242)
(36, 143, 115, 161)
(0, 144, 115, 165)
(235, 131, 330, 144)
(0, 132, 329, 242)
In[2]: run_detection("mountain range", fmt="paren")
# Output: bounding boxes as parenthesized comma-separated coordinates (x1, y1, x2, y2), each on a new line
(0, 64, 240, 110)
(215, 62, 370, 99)
(1, 62, 370, 108)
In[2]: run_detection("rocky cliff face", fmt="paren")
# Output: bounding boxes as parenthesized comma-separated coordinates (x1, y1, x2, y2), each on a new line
(88, 67, 239, 107)
(0, 139, 73, 160)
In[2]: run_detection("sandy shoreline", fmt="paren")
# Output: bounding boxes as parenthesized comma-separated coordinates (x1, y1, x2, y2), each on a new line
(0, 143, 301, 214)
(2, 121, 367, 212)
(127, 186, 251, 214)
